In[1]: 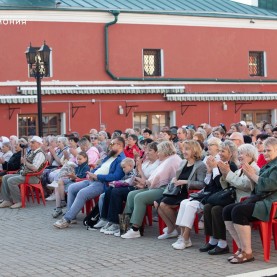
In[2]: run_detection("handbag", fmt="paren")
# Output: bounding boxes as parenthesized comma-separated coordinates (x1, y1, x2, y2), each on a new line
(190, 191, 211, 201)
(163, 182, 182, 196)
(206, 186, 236, 207)
(243, 189, 277, 204)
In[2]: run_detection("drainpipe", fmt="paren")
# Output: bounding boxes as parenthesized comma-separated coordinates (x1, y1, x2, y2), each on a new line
(104, 11, 277, 83)
(105, 10, 120, 80)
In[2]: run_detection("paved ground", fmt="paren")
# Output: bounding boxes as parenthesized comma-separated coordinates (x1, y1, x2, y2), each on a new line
(0, 200, 276, 277)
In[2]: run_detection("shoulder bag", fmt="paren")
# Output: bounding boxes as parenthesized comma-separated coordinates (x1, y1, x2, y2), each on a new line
(206, 186, 236, 207)
(243, 189, 277, 204)
(163, 182, 182, 196)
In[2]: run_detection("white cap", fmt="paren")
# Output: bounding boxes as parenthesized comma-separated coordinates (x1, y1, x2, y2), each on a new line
(30, 136, 43, 144)
(239, 121, 247, 126)
(1, 136, 10, 143)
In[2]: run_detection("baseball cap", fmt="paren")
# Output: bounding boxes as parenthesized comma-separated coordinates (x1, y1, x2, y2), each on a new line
(30, 136, 43, 144)
(1, 136, 10, 143)
(170, 128, 178, 135)
(239, 121, 247, 127)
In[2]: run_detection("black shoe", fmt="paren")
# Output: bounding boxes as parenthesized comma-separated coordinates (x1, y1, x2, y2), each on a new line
(199, 243, 217, 252)
(208, 245, 229, 255)
(139, 226, 144, 236)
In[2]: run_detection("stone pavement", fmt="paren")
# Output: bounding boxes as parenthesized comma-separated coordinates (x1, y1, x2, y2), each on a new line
(0, 200, 276, 277)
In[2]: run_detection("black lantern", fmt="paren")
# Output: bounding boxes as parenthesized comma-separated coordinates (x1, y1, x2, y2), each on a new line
(25, 43, 37, 65)
(38, 41, 51, 64)
(25, 41, 51, 137)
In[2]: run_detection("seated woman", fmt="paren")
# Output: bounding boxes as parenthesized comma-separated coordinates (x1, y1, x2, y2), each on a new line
(96, 142, 160, 235)
(223, 137, 277, 264)
(0, 141, 22, 176)
(155, 140, 207, 240)
(42, 136, 70, 198)
(255, 134, 269, 168)
(0, 142, 13, 171)
(198, 140, 238, 255)
(121, 141, 182, 239)
(171, 138, 223, 250)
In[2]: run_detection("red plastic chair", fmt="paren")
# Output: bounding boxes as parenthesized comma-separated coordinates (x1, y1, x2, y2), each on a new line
(158, 189, 201, 235)
(232, 201, 277, 262)
(20, 162, 49, 208)
(142, 205, 153, 226)
(252, 202, 277, 262)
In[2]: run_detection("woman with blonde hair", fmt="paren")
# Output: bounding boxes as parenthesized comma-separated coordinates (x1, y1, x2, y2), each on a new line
(156, 140, 207, 241)
(121, 141, 182, 239)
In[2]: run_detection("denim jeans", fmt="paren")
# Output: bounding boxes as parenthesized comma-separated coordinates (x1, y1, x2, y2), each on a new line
(98, 192, 105, 217)
(64, 180, 104, 221)
(101, 186, 135, 224)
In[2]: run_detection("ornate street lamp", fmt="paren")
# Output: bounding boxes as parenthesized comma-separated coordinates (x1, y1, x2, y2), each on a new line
(25, 41, 51, 137)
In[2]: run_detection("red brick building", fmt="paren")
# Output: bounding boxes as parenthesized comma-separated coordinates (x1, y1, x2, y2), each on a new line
(0, 0, 277, 136)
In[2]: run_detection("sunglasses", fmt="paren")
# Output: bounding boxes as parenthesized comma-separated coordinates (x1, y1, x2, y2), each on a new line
(90, 137, 97, 140)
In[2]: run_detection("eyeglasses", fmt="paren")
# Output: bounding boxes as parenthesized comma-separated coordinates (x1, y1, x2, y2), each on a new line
(90, 137, 97, 140)
(255, 141, 263, 145)
(110, 142, 119, 146)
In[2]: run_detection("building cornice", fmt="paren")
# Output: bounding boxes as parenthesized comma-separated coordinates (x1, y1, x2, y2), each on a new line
(2, 80, 277, 87)
(1, 10, 277, 30)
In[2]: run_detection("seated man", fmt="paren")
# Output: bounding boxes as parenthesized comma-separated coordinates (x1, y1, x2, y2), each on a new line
(53, 137, 126, 229)
(0, 136, 46, 209)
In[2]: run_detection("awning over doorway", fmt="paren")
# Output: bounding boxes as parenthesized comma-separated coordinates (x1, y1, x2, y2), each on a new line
(166, 93, 277, 101)
(19, 86, 185, 95)
(0, 95, 37, 104)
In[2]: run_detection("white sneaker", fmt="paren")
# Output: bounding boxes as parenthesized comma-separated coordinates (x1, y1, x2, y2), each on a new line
(94, 219, 108, 229)
(198, 220, 204, 230)
(47, 181, 59, 188)
(114, 231, 121, 237)
(121, 228, 141, 239)
(46, 193, 56, 201)
(172, 238, 192, 250)
(172, 235, 184, 247)
(163, 227, 168, 234)
(158, 229, 178, 239)
(10, 202, 22, 209)
(53, 217, 70, 229)
(0, 200, 13, 208)
(104, 224, 120, 235)
(100, 222, 112, 233)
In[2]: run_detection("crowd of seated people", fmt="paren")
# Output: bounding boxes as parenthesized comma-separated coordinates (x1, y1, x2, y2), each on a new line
(0, 120, 276, 265)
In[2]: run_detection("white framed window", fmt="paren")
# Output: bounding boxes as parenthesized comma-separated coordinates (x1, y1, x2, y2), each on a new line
(249, 51, 266, 77)
(143, 49, 164, 77)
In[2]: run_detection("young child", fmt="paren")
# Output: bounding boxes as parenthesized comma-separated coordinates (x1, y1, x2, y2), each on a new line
(109, 157, 136, 188)
(52, 151, 90, 218)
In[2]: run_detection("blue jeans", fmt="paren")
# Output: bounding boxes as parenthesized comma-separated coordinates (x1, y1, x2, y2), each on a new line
(64, 180, 104, 221)
(98, 192, 105, 218)
(101, 186, 135, 224)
